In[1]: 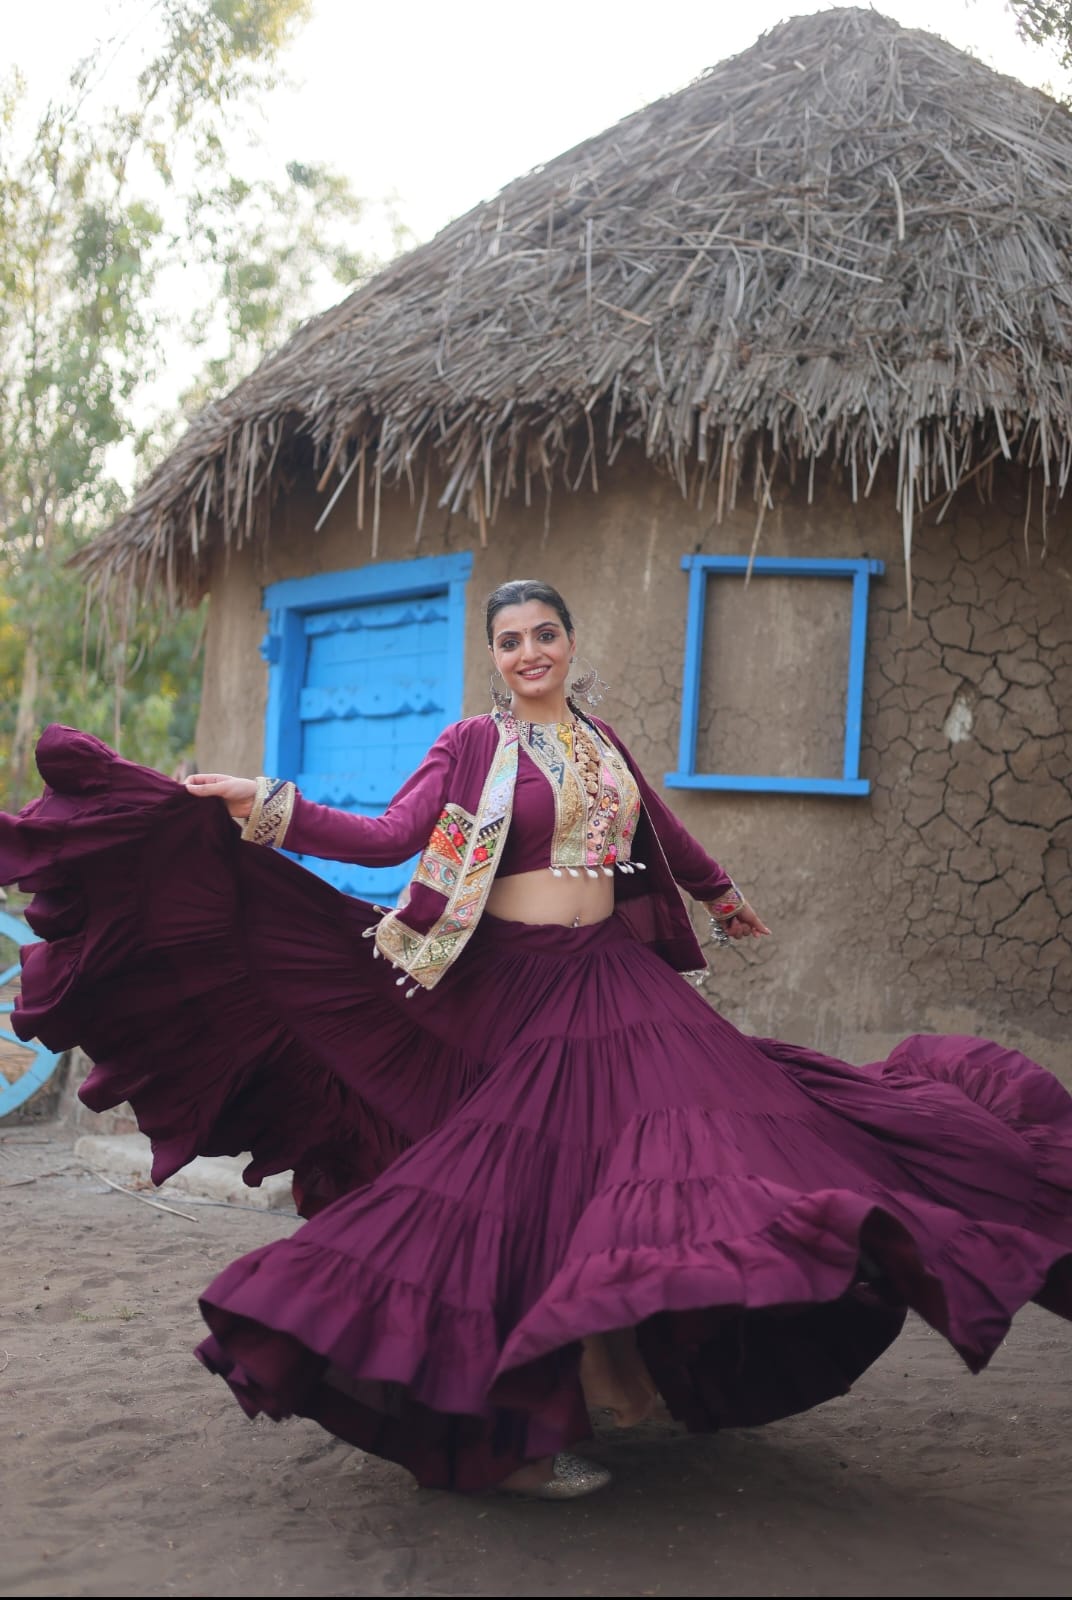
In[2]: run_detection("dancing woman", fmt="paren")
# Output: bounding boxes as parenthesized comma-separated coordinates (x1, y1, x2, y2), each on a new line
(2, 578, 1070, 1499)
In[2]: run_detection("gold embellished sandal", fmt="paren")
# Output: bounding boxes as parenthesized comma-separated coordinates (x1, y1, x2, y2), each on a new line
(497, 1452, 611, 1500)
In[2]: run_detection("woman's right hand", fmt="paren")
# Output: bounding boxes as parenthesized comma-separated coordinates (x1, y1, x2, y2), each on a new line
(185, 773, 257, 820)
(723, 902, 771, 940)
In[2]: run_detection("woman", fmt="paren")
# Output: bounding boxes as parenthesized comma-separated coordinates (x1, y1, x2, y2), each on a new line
(3, 578, 1071, 1500)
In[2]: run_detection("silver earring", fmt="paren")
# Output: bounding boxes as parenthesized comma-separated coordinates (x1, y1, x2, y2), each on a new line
(489, 670, 512, 712)
(569, 657, 609, 709)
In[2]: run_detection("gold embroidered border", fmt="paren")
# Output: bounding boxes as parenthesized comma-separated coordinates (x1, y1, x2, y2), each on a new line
(524, 720, 587, 869)
(239, 776, 296, 849)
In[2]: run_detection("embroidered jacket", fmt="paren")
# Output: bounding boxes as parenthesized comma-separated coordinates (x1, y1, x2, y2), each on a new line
(247, 712, 738, 991)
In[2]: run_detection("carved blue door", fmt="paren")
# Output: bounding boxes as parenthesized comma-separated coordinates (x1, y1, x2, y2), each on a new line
(260, 553, 473, 905)
(298, 596, 451, 900)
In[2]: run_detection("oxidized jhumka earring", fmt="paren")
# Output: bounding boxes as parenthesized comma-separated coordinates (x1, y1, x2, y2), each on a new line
(489, 670, 512, 712)
(569, 657, 609, 709)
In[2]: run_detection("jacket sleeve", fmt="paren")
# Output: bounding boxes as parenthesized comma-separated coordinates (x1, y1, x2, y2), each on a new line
(280, 724, 455, 866)
(597, 719, 738, 903)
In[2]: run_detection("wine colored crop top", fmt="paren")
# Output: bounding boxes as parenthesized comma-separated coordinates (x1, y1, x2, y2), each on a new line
(495, 716, 643, 879)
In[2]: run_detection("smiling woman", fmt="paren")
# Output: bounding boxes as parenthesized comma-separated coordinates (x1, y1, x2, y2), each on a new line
(482, 579, 644, 929)
(3, 573, 1071, 1505)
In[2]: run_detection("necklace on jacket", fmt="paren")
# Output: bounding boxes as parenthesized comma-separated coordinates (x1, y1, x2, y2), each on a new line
(514, 714, 642, 879)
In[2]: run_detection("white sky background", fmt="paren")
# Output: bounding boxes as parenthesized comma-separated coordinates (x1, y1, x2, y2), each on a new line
(2, 0, 1066, 443)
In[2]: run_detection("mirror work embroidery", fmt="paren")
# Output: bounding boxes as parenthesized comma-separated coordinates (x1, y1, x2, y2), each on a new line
(521, 718, 640, 872)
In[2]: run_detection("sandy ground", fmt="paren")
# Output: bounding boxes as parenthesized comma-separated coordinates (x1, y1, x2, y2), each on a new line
(2, 1125, 1071, 1600)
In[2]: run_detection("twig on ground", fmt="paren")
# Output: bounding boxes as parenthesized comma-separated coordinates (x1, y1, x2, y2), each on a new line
(88, 1170, 200, 1223)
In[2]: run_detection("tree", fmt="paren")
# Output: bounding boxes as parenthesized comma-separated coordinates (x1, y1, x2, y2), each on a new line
(1009, 2, 1072, 70)
(0, 0, 377, 808)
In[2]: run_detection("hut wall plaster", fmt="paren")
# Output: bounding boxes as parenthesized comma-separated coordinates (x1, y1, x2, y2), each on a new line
(195, 451, 1072, 1080)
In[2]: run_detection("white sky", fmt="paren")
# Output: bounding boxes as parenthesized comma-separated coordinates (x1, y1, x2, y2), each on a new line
(4, 0, 1064, 248)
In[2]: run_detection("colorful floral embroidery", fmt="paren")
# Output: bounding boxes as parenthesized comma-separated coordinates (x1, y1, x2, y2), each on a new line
(413, 805, 473, 893)
(708, 886, 744, 921)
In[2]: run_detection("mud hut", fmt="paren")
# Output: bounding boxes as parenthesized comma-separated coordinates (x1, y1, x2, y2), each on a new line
(80, 8, 1072, 1072)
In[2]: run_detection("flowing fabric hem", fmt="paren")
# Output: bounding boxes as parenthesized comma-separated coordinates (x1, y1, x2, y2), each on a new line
(193, 1178, 1071, 1487)
(0, 728, 499, 1213)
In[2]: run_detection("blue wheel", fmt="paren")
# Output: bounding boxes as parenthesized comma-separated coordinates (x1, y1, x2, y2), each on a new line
(0, 908, 63, 1118)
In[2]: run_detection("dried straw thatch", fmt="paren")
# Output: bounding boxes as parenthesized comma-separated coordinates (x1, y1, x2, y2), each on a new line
(82, 7, 1072, 603)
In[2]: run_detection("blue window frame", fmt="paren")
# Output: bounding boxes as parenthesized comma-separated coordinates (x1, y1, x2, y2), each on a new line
(666, 554, 884, 797)
(260, 551, 472, 900)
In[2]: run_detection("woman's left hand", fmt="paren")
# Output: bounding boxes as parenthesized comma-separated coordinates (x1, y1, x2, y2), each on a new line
(721, 902, 771, 940)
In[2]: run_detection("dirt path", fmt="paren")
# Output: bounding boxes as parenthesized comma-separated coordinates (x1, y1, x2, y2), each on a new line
(2, 1128, 1070, 1598)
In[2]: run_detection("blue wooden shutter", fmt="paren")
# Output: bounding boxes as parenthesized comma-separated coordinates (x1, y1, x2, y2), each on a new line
(260, 554, 473, 904)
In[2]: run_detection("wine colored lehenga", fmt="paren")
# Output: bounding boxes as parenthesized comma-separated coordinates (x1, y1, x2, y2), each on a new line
(2, 723, 1071, 1493)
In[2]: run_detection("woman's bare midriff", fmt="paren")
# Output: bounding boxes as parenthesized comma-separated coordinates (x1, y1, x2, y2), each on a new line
(485, 868, 615, 927)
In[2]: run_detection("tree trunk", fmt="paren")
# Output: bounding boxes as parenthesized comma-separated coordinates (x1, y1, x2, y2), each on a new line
(10, 634, 41, 803)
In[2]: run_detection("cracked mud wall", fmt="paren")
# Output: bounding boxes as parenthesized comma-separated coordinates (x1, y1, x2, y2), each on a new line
(861, 511, 1071, 1067)
(196, 448, 1071, 1079)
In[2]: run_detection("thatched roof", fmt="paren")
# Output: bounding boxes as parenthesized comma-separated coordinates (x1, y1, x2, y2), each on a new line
(82, 7, 1072, 603)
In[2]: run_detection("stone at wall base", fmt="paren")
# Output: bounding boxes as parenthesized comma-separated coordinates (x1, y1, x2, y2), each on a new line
(57, 1048, 140, 1137)
(73, 1133, 296, 1212)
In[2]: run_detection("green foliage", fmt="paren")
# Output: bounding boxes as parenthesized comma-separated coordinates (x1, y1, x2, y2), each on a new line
(0, 0, 376, 810)
(1009, 2, 1072, 70)
(177, 159, 367, 415)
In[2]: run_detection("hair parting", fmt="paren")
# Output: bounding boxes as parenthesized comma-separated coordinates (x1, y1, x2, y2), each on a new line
(485, 579, 574, 644)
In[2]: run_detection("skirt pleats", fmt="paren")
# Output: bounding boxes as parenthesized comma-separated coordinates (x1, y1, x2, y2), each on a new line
(4, 728, 1071, 1489)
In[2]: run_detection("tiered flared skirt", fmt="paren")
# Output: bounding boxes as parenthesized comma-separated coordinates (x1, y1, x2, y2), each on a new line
(4, 727, 1071, 1490)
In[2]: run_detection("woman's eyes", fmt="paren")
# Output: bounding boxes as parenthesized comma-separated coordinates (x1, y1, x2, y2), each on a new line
(500, 631, 559, 648)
